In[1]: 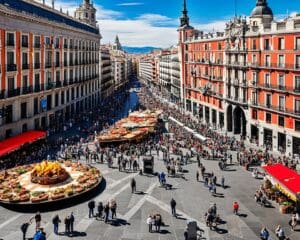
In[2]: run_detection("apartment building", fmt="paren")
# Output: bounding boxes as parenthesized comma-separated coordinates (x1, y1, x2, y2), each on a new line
(178, 0, 300, 155)
(0, 0, 101, 139)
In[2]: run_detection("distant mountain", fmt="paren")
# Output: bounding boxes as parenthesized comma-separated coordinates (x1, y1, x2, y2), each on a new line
(123, 46, 161, 54)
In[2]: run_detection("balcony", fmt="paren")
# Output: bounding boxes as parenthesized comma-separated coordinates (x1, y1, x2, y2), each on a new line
(45, 62, 52, 68)
(34, 63, 40, 69)
(63, 80, 68, 86)
(22, 63, 29, 70)
(64, 44, 68, 49)
(22, 86, 33, 94)
(7, 88, 20, 98)
(6, 40, 15, 47)
(34, 43, 40, 48)
(22, 42, 28, 48)
(6, 64, 17, 72)
(64, 61, 68, 67)
(55, 62, 60, 68)
(55, 81, 62, 88)
(0, 89, 5, 99)
(45, 44, 52, 49)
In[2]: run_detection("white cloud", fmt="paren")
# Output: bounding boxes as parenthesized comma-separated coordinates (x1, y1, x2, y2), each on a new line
(100, 19, 177, 48)
(193, 20, 228, 33)
(117, 2, 144, 6)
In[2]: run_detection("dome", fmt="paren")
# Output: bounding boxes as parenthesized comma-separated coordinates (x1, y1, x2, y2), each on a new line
(251, 0, 273, 17)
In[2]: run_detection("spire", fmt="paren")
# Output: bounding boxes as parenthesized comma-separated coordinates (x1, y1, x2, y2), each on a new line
(180, 0, 190, 28)
(114, 35, 122, 51)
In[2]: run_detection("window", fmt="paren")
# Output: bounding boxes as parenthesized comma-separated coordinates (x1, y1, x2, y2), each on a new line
(34, 36, 40, 48)
(22, 75, 28, 88)
(278, 75, 285, 90)
(7, 77, 15, 91)
(252, 39, 257, 50)
(46, 72, 52, 85)
(85, 12, 88, 18)
(278, 116, 284, 127)
(296, 37, 300, 50)
(278, 55, 284, 67)
(34, 98, 39, 115)
(55, 93, 59, 107)
(6, 32, 14, 46)
(45, 37, 51, 45)
(7, 51, 14, 65)
(21, 35, 28, 48)
(266, 94, 271, 107)
(264, 39, 270, 50)
(218, 43, 222, 50)
(34, 73, 40, 87)
(252, 109, 258, 119)
(265, 55, 270, 67)
(56, 71, 60, 82)
(279, 96, 285, 111)
(266, 112, 272, 123)
(278, 38, 285, 50)
(265, 73, 270, 87)
(252, 54, 257, 64)
(21, 102, 27, 119)
(295, 76, 300, 92)
(296, 55, 300, 69)
(296, 120, 300, 131)
(61, 91, 65, 105)
(295, 99, 300, 114)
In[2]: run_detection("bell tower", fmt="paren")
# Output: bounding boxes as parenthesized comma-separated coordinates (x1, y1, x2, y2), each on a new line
(74, 0, 97, 27)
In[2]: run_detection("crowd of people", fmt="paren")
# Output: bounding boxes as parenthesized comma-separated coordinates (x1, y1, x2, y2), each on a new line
(1, 77, 299, 240)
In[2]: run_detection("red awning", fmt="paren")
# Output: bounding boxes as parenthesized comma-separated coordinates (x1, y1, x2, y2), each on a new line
(0, 131, 46, 158)
(263, 164, 300, 196)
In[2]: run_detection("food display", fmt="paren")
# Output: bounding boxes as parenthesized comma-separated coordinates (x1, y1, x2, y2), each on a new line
(96, 110, 162, 143)
(31, 161, 70, 185)
(0, 160, 101, 204)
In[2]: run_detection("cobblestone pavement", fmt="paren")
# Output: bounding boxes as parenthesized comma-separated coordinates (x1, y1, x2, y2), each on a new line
(1, 150, 299, 240)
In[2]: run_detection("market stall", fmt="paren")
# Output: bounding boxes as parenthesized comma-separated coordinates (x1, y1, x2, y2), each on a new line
(0, 130, 46, 158)
(96, 110, 161, 144)
(262, 164, 300, 213)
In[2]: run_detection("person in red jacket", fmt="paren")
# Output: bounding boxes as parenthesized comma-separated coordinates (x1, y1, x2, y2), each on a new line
(233, 201, 239, 215)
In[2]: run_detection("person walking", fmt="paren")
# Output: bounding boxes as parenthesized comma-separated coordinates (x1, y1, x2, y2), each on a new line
(147, 215, 153, 233)
(275, 225, 285, 240)
(170, 198, 177, 218)
(64, 216, 70, 235)
(104, 202, 110, 223)
(21, 220, 32, 240)
(260, 227, 269, 240)
(70, 212, 75, 233)
(233, 201, 239, 215)
(110, 200, 117, 219)
(196, 170, 199, 182)
(34, 212, 41, 232)
(131, 178, 136, 193)
(88, 200, 95, 218)
(97, 202, 104, 220)
(155, 214, 162, 232)
(221, 176, 225, 188)
(52, 214, 61, 235)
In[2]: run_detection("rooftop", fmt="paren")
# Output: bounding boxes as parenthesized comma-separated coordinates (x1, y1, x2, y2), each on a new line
(0, 0, 99, 35)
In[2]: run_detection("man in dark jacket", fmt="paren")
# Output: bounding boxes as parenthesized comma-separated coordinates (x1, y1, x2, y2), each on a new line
(70, 212, 75, 233)
(52, 214, 61, 235)
(170, 198, 177, 217)
(88, 200, 95, 218)
(21, 221, 31, 240)
(104, 203, 110, 223)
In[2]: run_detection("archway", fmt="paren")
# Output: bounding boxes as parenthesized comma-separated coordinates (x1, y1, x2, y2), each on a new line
(226, 105, 233, 132)
(233, 106, 247, 136)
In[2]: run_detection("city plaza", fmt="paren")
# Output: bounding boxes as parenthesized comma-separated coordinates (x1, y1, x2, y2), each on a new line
(0, 0, 300, 240)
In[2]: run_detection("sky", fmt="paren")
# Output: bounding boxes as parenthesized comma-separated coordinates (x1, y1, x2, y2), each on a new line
(39, 0, 300, 48)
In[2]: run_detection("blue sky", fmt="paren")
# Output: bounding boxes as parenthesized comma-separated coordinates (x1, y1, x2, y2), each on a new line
(42, 0, 300, 47)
